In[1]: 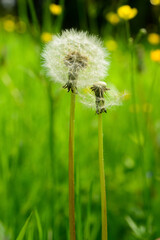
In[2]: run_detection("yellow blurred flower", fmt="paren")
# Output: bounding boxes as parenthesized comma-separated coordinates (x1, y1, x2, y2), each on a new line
(105, 40, 117, 51)
(105, 12, 120, 25)
(142, 103, 152, 113)
(3, 14, 15, 22)
(150, 0, 160, 5)
(49, 4, 62, 15)
(148, 33, 160, 45)
(150, 49, 160, 62)
(3, 19, 15, 32)
(129, 104, 140, 113)
(117, 5, 138, 20)
(16, 21, 26, 34)
(41, 32, 53, 43)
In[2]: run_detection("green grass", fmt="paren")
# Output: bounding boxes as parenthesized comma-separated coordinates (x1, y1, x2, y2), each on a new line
(0, 16, 160, 240)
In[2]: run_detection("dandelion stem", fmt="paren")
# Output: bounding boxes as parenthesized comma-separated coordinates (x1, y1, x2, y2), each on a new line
(28, 0, 40, 33)
(69, 92, 76, 240)
(98, 113, 108, 240)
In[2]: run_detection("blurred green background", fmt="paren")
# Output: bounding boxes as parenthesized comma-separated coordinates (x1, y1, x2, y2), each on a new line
(0, 0, 160, 240)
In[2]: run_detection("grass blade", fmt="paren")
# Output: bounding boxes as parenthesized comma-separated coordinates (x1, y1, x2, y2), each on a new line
(16, 212, 33, 240)
(35, 209, 43, 240)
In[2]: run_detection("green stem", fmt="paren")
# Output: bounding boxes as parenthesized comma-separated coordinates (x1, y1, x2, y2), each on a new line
(47, 82, 57, 238)
(69, 92, 76, 240)
(42, 0, 52, 32)
(28, 0, 40, 33)
(17, 0, 29, 25)
(76, 0, 88, 30)
(130, 44, 140, 139)
(75, 161, 82, 240)
(125, 20, 130, 43)
(47, 82, 54, 166)
(144, 66, 157, 142)
(126, 21, 149, 213)
(55, 0, 65, 33)
(98, 114, 107, 240)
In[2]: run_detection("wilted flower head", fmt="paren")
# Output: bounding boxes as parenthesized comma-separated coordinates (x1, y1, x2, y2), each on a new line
(42, 29, 109, 93)
(80, 81, 122, 114)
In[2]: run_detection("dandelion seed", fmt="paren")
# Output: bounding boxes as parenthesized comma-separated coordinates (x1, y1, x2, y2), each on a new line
(42, 29, 109, 93)
(117, 5, 138, 20)
(49, 4, 62, 15)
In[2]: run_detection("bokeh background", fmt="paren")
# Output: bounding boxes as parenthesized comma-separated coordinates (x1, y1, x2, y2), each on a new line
(0, 0, 160, 240)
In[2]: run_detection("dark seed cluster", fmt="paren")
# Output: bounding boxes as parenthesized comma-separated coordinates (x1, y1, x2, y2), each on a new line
(63, 51, 88, 93)
(91, 83, 110, 114)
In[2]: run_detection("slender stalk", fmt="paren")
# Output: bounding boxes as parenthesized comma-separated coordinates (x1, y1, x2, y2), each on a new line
(42, 0, 52, 32)
(47, 82, 54, 166)
(75, 161, 82, 240)
(17, 0, 29, 25)
(47, 82, 57, 238)
(125, 21, 130, 43)
(126, 21, 149, 212)
(98, 113, 107, 240)
(28, 0, 40, 33)
(55, 0, 65, 33)
(69, 92, 76, 240)
(144, 66, 157, 142)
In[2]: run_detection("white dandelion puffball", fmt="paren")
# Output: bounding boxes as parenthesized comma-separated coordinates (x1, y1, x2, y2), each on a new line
(42, 29, 109, 91)
(79, 81, 122, 114)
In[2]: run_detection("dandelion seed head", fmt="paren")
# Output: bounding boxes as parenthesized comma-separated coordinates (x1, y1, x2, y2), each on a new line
(79, 82, 122, 113)
(41, 29, 109, 90)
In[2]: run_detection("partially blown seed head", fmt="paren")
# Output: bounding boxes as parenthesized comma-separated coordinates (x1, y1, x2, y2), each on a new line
(80, 81, 122, 114)
(42, 29, 109, 93)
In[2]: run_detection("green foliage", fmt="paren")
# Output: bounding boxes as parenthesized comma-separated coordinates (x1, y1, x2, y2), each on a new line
(16, 212, 33, 240)
(0, 1, 160, 239)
